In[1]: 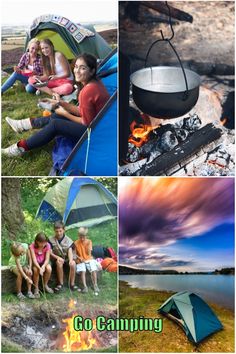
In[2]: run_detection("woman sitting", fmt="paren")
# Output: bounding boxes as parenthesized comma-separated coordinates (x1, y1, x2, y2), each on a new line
(1, 39, 43, 94)
(28, 38, 74, 96)
(2, 53, 110, 157)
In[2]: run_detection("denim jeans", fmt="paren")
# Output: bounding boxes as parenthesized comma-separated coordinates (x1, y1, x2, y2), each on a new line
(1, 72, 36, 94)
(26, 113, 87, 150)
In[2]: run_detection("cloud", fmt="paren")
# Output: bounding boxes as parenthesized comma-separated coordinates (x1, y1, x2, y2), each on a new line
(119, 178, 234, 248)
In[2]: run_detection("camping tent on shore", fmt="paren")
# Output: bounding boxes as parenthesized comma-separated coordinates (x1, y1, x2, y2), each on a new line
(158, 291, 223, 344)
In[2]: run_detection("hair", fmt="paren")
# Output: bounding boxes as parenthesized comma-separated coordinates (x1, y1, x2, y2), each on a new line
(78, 227, 88, 237)
(27, 38, 40, 51)
(40, 38, 56, 76)
(11, 242, 25, 257)
(75, 53, 97, 83)
(34, 232, 48, 248)
(54, 221, 65, 229)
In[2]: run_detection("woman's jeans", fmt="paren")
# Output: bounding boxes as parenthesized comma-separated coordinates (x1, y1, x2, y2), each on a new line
(1, 72, 36, 94)
(27, 113, 87, 150)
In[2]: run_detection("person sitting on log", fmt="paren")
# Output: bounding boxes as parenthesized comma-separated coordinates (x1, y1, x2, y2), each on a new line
(74, 227, 100, 294)
(8, 242, 34, 300)
(30, 232, 54, 298)
(49, 221, 78, 292)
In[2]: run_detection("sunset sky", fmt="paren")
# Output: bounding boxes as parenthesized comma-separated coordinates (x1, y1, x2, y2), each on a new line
(119, 178, 234, 272)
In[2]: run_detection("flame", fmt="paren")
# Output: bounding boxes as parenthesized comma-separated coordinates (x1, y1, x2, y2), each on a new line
(220, 118, 227, 126)
(60, 300, 98, 352)
(128, 120, 158, 147)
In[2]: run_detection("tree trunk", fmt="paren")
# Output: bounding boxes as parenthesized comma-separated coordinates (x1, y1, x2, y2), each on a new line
(2, 178, 24, 239)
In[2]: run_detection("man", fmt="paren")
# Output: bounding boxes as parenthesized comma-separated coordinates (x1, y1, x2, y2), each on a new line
(74, 227, 100, 293)
(49, 221, 77, 292)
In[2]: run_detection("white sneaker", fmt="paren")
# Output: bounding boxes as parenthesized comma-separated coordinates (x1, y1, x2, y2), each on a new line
(36, 90, 41, 96)
(2, 143, 25, 157)
(5, 117, 32, 133)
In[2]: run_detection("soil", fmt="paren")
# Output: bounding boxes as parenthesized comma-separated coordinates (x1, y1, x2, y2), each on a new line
(119, 1, 235, 73)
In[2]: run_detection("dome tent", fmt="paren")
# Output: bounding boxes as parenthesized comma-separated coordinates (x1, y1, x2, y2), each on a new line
(36, 178, 117, 229)
(158, 291, 223, 344)
(25, 14, 112, 60)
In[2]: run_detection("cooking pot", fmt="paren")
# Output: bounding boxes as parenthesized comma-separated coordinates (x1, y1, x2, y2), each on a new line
(130, 38, 201, 118)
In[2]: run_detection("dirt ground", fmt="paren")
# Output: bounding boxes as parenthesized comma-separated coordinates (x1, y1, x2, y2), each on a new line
(119, 1, 235, 73)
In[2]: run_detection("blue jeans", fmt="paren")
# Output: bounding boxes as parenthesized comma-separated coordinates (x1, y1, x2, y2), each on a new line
(27, 113, 87, 150)
(1, 72, 36, 94)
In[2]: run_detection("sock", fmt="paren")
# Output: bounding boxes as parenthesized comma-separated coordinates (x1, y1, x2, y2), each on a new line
(17, 139, 29, 151)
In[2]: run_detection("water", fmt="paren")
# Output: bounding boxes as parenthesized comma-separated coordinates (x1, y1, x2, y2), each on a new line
(120, 274, 234, 310)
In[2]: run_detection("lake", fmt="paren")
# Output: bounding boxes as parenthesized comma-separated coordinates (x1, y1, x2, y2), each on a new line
(120, 274, 234, 310)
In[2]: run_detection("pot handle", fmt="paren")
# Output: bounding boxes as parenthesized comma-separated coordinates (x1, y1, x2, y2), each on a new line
(145, 36, 189, 101)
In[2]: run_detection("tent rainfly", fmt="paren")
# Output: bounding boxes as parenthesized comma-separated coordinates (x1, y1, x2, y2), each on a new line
(36, 178, 117, 229)
(158, 291, 223, 344)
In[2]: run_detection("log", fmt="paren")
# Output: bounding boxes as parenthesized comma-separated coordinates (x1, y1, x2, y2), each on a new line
(142, 1, 193, 23)
(1, 266, 102, 294)
(135, 123, 222, 176)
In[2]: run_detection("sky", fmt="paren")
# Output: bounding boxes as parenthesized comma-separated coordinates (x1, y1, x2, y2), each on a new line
(119, 178, 235, 272)
(1, 0, 117, 25)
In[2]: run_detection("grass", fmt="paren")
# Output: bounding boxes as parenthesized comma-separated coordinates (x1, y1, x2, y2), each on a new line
(2, 78, 55, 176)
(119, 281, 235, 353)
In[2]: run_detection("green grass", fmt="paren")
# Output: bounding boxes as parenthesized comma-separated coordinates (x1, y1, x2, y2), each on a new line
(119, 281, 235, 353)
(2, 78, 54, 176)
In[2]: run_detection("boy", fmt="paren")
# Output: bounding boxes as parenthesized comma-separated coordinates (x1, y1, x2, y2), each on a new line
(49, 221, 77, 292)
(74, 227, 99, 293)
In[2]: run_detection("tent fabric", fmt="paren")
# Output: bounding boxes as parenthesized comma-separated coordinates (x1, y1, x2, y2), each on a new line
(59, 50, 117, 176)
(25, 14, 112, 60)
(36, 177, 117, 229)
(158, 291, 223, 344)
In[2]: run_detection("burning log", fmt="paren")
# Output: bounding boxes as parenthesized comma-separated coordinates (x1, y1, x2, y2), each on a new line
(136, 123, 222, 176)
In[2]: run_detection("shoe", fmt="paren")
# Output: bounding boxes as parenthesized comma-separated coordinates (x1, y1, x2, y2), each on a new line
(27, 291, 35, 299)
(2, 143, 25, 157)
(94, 285, 100, 293)
(44, 285, 54, 294)
(17, 292, 26, 301)
(70, 285, 79, 291)
(34, 289, 40, 299)
(36, 90, 41, 96)
(81, 287, 88, 293)
(37, 100, 59, 112)
(54, 284, 64, 293)
(5, 117, 32, 133)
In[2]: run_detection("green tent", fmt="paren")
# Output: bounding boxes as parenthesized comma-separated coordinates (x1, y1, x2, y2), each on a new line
(25, 14, 112, 60)
(36, 177, 117, 229)
(158, 291, 223, 344)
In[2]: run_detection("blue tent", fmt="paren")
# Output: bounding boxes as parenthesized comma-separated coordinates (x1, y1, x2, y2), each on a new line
(51, 49, 117, 176)
(36, 177, 117, 229)
(158, 291, 223, 344)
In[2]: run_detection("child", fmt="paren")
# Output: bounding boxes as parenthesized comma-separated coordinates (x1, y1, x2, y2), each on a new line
(74, 227, 100, 293)
(49, 221, 77, 292)
(8, 242, 34, 300)
(30, 232, 54, 298)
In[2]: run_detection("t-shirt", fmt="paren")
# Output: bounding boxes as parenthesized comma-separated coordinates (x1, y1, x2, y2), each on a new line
(29, 242, 51, 265)
(8, 243, 28, 268)
(49, 234, 75, 261)
(74, 239, 93, 263)
(78, 80, 110, 126)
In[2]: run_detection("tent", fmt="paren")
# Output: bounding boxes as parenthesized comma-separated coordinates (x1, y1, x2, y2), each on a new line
(58, 49, 118, 176)
(36, 177, 117, 229)
(25, 14, 112, 60)
(158, 291, 223, 344)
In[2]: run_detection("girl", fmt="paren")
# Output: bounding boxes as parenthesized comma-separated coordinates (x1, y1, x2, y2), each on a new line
(28, 38, 74, 96)
(30, 232, 54, 298)
(8, 242, 34, 300)
(3, 53, 110, 157)
(1, 39, 42, 94)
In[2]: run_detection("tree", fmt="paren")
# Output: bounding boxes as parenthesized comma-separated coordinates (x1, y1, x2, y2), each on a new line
(2, 178, 24, 239)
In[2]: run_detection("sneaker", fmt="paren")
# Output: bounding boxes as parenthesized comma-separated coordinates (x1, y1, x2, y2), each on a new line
(5, 117, 32, 133)
(54, 284, 64, 293)
(2, 143, 25, 157)
(27, 291, 35, 299)
(81, 287, 88, 293)
(35, 90, 41, 96)
(34, 289, 40, 299)
(70, 285, 79, 291)
(44, 285, 54, 294)
(17, 292, 26, 301)
(94, 285, 100, 293)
